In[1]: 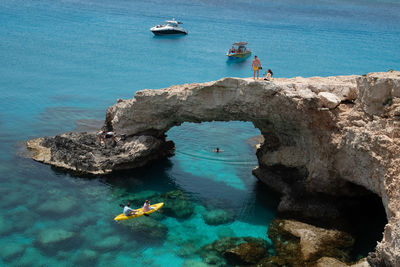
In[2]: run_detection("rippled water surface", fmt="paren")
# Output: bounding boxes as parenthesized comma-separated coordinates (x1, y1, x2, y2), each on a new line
(1, 0, 399, 265)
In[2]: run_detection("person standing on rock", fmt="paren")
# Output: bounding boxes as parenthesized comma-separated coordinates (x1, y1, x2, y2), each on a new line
(96, 130, 105, 144)
(251, 56, 262, 80)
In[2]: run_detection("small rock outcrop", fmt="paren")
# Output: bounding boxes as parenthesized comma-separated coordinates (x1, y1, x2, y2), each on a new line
(202, 209, 235, 225)
(318, 91, 341, 109)
(35, 228, 78, 252)
(314, 257, 370, 267)
(27, 132, 174, 175)
(26, 71, 400, 265)
(267, 218, 354, 266)
(119, 216, 168, 241)
(158, 190, 194, 219)
(200, 236, 270, 266)
(224, 242, 268, 265)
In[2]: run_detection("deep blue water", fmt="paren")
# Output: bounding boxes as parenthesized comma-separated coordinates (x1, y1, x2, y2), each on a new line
(0, 0, 399, 265)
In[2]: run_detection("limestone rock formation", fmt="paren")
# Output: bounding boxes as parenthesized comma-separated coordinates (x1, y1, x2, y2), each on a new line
(35, 228, 78, 252)
(201, 236, 270, 266)
(0, 243, 26, 262)
(158, 190, 194, 219)
(119, 216, 168, 241)
(93, 236, 122, 251)
(318, 92, 341, 109)
(27, 132, 174, 175)
(27, 71, 400, 265)
(224, 242, 268, 265)
(314, 257, 370, 267)
(267, 218, 354, 266)
(202, 209, 235, 225)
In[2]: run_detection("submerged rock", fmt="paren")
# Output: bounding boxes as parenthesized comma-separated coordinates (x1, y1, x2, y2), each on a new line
(36, 195, 79, 215)
(74, 249, 98, 266)
(216, 227, 235, 238)
(93, 236, 122, 251)
(0, 242, 25, 261)
(159, 190, 194, 219)
(224, 242, 268, 265)
(177, 242, 198, 258)
(201, 251, 227, 267)
(35, 228, 78, 252)
(119, 216, 168, 241)
(14, 247, 39, 267)
(7, 207, 39, 232)
(314, 257, 370, 267)
(267, 218, 354, 266)
(182, 259, 214, 267)
(202, 209, 235, 226)
(314, 257, 348, 267)
(0, 216, 13, 236)
(201, 236, 271, 266)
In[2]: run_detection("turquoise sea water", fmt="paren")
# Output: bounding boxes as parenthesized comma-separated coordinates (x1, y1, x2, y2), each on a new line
(1, 0, 400, 265)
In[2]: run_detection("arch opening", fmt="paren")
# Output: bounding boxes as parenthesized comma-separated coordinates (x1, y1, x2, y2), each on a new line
(166, 121, 279, 224)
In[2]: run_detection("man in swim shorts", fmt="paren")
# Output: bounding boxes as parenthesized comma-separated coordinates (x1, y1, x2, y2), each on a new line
(251, 55, 261, 80)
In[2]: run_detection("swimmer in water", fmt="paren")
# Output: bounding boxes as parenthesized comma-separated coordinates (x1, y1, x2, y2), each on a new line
(213, 147, 224, 153)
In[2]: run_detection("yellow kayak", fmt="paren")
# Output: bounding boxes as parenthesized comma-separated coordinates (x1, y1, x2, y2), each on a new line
(114, 202, 164, 221)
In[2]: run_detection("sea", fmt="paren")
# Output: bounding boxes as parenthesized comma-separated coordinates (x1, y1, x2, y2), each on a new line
(0, 0, 399, 266)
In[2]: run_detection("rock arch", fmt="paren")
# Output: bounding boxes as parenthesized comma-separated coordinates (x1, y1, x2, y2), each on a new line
(28, 72, 400, 265)
(106, 73, 400, 266)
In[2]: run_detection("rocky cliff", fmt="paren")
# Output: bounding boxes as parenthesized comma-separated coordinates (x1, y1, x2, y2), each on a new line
(27, 71, 400, 266)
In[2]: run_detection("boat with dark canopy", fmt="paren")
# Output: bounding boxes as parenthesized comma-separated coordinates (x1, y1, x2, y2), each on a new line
(226, 42, 251, 59)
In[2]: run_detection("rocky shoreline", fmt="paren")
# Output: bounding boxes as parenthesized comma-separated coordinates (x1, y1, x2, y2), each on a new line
(27, 71, 400, 266)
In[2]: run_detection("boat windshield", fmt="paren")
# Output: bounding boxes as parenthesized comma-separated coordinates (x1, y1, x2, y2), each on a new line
(230, 45, 246, 53)
(166, 20, 179, 27)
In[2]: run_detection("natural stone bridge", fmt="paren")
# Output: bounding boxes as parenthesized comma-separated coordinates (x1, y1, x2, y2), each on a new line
(27, 71, 400, 266)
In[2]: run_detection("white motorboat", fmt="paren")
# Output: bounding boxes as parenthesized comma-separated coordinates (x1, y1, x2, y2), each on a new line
(150, 19, 188, 36)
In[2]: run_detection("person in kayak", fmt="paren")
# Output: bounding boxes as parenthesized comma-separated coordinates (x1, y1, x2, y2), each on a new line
(142, 200, 155, 212)
(120, 203, 137, 216)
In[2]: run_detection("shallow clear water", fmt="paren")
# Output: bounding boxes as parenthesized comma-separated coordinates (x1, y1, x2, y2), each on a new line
(0, 0, 399, 265)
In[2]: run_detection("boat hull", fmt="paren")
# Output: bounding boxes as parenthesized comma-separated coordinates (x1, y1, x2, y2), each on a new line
(226, 51, 251, 59)
(151, 30, 187, 35)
